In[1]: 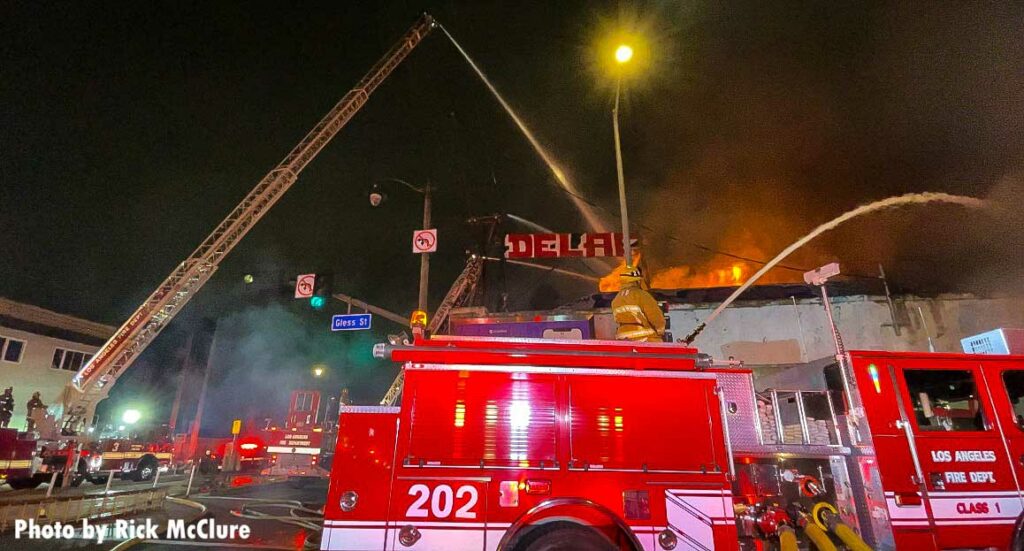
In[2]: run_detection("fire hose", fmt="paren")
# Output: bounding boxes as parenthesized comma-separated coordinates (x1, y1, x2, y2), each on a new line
(814, 504, 872, 551)
(828, 520, 872, 551)
(778, 525, 799, 551)
(802, 523, 837, 551)
(227, 498, 324, 549)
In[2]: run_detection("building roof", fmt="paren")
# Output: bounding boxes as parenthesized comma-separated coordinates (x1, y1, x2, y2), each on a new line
(0, 297, 116, 346)
(567, 279, 921, 309)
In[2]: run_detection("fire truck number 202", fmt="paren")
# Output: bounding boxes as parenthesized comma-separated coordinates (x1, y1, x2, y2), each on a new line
(406, 484, 479, 519)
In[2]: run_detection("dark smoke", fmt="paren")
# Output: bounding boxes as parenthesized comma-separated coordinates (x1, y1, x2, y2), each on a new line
(628, 3, 1023, 295)
(198, 303, 394, 434)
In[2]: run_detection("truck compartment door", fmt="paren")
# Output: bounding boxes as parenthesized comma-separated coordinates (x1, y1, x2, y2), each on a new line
(892, 360, 1020, 549)
(321, 407, 399, 551)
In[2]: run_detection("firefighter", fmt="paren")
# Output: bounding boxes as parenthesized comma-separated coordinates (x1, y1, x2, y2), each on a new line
(612, 265, 666, 342)
(0, 387, 13, 428)
(25, 391, 45, 432)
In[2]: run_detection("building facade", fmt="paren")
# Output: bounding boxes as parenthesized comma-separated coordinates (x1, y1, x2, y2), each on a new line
(458, 284, 1024, 370)
(0, 297, 115, 430)
(666, 291, 1024, 366)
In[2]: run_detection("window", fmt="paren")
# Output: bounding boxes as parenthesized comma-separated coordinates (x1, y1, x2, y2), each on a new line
(569, 377, 720, 471)
(293, 392, 315, 412)
(51, 348, 91, 372)
(407, 371, 558, 468)
(1002, 370, 1024, 429)
(0, 336, 26, 363)
(904, 369, 987, 432)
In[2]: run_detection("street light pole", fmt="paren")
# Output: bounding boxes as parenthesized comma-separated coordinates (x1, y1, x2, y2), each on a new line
(370, 178, 432, 313)
(613, 75, 632, 267)
(419, 184, 431, 312)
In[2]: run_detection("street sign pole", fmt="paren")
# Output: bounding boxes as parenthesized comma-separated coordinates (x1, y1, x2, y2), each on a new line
(418, 185, 431, 312)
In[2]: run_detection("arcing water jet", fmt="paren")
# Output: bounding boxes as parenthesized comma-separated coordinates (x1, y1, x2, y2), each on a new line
(683, 192, 988, 343)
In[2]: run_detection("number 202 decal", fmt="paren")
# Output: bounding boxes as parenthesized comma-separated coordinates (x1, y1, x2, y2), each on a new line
(406, 484, 479, 519)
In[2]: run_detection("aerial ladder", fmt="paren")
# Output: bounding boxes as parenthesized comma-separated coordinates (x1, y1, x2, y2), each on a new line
(379, 254, 484, 406)
(58, 15, 437, 435)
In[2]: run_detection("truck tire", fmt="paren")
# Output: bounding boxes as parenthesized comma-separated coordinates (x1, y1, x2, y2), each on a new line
(514, 522, 618, 551)
(133, 455, 158, 481)
(6, 477, 42, 490)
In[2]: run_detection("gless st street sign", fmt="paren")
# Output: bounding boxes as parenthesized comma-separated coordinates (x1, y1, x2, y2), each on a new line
(332, 313, 372, 331)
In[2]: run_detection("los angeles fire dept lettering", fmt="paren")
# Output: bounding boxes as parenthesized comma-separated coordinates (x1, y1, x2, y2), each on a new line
(930, 449, 998, 484)
(930, 450, 997, 463)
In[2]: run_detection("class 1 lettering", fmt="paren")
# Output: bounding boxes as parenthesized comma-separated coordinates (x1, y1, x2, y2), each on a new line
(957, 502, 990, 514)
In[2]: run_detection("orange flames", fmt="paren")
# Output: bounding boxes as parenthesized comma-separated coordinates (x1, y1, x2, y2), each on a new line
(599, 254, 800, 293)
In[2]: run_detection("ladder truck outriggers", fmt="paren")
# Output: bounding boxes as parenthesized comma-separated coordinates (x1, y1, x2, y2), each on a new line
(0, 14, 438, 489)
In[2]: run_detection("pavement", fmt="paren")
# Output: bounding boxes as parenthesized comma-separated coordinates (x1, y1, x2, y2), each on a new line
(131, 478, 328, 551)
(0, 475, 328, 551)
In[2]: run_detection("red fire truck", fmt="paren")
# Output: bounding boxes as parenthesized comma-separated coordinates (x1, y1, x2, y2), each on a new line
(80, 437, 173, 483)
(262, 390, 329, 481)
(322, 334, 1024, 551)
(0, 428, 38, 489)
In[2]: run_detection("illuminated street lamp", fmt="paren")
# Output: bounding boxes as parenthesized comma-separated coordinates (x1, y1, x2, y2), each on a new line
(615, 44, 634, 64)
(122, 409, 142, 425)
(369, 178, 432, 312)
(312, 365, 325, 378)
(613, 43, 634, 267)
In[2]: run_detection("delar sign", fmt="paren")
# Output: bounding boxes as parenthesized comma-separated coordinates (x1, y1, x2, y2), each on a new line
(504, 232, 636, 259)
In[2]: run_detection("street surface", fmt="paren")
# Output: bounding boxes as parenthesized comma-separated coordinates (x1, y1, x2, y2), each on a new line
(0, 476, 328, 550)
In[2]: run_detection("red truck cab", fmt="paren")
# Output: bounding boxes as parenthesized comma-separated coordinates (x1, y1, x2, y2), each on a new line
(849, 350, 1024, 549)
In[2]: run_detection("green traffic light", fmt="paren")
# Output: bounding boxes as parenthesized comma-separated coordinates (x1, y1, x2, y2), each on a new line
(310, 295, 327, 310)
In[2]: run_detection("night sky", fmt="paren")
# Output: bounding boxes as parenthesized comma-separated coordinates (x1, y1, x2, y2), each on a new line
(2, 2, 1021, 433)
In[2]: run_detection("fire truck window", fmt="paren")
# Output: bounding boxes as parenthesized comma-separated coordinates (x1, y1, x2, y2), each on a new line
(903, 369, 987, 432)
(568, 378, 719, 472)
(1001, 370, 1024, 429)
(407, 371, 558, 467)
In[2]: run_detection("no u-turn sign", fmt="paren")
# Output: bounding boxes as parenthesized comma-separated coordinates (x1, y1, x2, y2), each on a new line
(413, 229, 437, 253)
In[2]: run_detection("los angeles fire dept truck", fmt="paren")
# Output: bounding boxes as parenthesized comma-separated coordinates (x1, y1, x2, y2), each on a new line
(321, 333, 1024, 551)
(0, 428, 37, 488)
(80, 433, 173, 483)
(262, 390, 329, 481)
(0, 14, 437, 489)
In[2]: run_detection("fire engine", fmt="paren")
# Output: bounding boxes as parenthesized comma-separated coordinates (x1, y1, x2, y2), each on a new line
(0, 428, 38, 489)
(80, 435, 174, 483)
(262, 390, 329, 481)
(321, 333, 1024, 551)
(0, 14, 436, 488)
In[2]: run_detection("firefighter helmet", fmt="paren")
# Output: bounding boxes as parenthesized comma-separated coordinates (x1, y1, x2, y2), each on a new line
(620, 265, 643, 282)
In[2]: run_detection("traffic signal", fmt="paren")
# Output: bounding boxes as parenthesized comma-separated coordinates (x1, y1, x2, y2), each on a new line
(309, 273, 332, 310)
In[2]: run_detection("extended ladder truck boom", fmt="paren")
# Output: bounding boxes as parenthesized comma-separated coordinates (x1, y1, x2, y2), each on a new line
(378, 254, 483, 406)
(60, 15, 436, 435)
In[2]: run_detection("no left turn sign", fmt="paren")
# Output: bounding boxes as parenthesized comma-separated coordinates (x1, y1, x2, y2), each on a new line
(413, 229, 437, 253)
(294, 273, 316, 298)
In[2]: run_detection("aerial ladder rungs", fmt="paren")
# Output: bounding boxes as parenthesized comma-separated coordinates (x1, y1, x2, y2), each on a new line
(58, 14, 437, 435)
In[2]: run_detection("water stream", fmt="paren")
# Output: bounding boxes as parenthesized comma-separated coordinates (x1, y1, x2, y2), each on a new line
(440, 26, 608, 233)
(684, 192, 988, 343)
